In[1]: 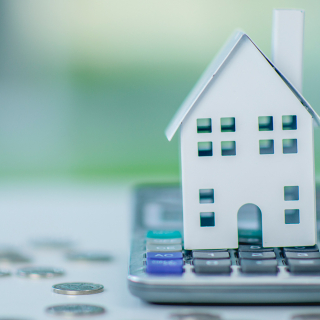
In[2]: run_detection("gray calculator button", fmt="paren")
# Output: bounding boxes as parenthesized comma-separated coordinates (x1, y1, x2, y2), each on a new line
(146, 244, 182, 252)
(238, 245, 273, 252)
(287, 259, 320, 273)
(241, 259, 278, 274)
(147, 238, 181, 245)
(285, 252, 320, 260)
(193, 249, 227, 252)
(194, 259, 231, 274)
(192, 251, 229, 259)
(284, 245, 319, 252)
(239, 252, 276, 260)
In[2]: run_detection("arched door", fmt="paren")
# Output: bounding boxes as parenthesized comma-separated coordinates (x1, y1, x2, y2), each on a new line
(237, 204, 262, 244)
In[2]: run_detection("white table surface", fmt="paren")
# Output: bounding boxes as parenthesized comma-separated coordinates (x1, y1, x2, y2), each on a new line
(0, 179, 319, 320)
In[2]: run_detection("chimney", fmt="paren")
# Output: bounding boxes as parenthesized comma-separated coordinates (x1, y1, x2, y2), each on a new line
(272, 9, 305, 93)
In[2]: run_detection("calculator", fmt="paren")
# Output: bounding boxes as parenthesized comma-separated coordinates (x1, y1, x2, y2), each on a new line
(128, 184, 320, 304)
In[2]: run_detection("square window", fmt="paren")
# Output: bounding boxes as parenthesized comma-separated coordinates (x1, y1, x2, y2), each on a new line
(221, 141, 236, 156)
(285, 209, 300, 224)
(198, 142, 212, 157)
(221, 117, 235, 132)
(200, 212, 215, 227)
(282, 115, 297, 130)
(259, 139, 274, 154)
(199, 189, 214, 203)
(197, 118, 212, 133)
(258, 116, 273, 131)
(284, 186, 299, 201)
(283, 139, 298, 154)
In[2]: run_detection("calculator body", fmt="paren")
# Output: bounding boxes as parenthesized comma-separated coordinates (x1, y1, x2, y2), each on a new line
(128, 184, 320, 304)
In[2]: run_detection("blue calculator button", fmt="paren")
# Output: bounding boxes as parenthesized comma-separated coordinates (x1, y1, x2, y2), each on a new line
(146, 230, 181, 239)
(146, 259, 183, 274)
(147, 252, 183, 260)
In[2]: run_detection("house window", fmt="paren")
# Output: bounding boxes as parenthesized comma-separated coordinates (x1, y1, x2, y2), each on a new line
(221, 117, 235, 132)
(221, 141, 236, 156)
(285, 209, 300, 224)
(200, 212, 215, 227)
(259, 139, 274, 154)
(199, 189, 214, 203)
(284, 186, 299, 201)
(198, 142, 212, 157)
(283, 139, 298, 154)
(197, 118, 212, 133)
(258, 116, 273, 131)
(282, 115, 297, 130)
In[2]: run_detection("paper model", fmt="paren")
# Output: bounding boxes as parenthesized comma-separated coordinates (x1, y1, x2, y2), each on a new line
(165, 10, 320, 250)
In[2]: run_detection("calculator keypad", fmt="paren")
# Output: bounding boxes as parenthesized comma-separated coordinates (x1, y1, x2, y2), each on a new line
(144, 231, 320, 276)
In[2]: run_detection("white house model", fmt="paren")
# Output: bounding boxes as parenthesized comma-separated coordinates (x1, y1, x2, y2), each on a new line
(165, 10, 320, 250)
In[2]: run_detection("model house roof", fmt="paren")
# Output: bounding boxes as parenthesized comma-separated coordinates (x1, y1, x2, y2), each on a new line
(165, 31, 320, 141)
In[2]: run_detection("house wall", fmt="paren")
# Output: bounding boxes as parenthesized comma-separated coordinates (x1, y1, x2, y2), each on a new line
(180, 36, 316, 250)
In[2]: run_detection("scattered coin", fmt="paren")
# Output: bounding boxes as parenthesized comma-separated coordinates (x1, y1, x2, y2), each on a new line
(170, 312, 221, 320)
(52, 282, 104, 295)
(46, 304, 105, 316)
(17, 267, 64, 279)
(0, 270, 11, 277)
(0, 252, 31, 263)
(30, 238, 73, 250)
(66, 251, 112, 262)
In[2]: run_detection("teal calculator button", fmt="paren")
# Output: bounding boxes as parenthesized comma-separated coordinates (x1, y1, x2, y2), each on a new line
(146, 230, 181, 239)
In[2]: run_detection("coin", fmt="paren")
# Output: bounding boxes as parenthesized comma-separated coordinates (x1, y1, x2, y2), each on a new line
(170, 312, 221, 320)
(0, 252, 31, 263)
(0, 270, 10, 277)
(31, 238, 73, 250)
(46, 304, 105, 316)
(66, 251, 112, 262)
(52, 282, 104, 295)
(17, 267, 64, 279)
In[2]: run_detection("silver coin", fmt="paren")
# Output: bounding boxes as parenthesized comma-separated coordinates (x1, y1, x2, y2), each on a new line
(46, 304, 105, 316)
(0, 252, 30, 263)
(52, 282, 104, 295)
(30, 238, 73, 250)
(170, 313, 221, 320)
(17, 267, 64, 279)
(0, 270, 11, 277)
(66, 251, 112, 262)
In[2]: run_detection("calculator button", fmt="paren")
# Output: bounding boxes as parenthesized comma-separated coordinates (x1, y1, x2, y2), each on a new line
(284, 252, 320, 260)
(283, 245, 319, 252)
(241, 259, 278, 274)
(192, 251, 230, 259)
(287, 259, 320, 273)
(147, 252, 183, 260)
(146, 244, 182, 252)
(147, 238, 182, 245)
(193, 259, 231, 274)
(146, 230, 181, 239)
(146, 259, 183, 274)
(238, 245, 273, 252)
(193, 249, 228, 252)
(238, 252, 276, 260)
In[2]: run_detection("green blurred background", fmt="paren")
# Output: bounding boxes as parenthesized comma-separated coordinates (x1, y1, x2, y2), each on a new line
(1, 0, 320, 180)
